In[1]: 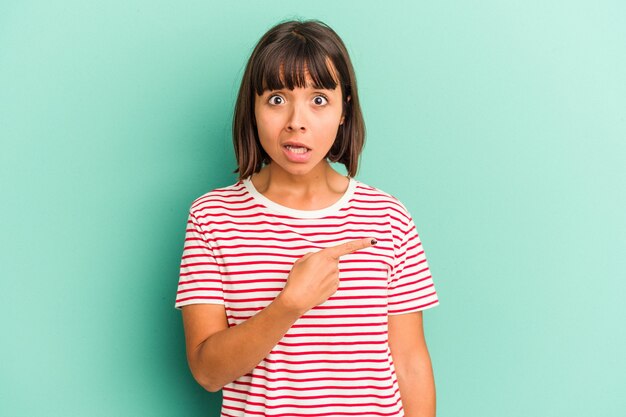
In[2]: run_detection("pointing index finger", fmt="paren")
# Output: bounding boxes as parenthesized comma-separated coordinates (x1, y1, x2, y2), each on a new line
(324, 238, 377, 259)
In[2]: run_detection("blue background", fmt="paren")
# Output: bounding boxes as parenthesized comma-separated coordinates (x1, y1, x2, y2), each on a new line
(1, 1, 624, 416)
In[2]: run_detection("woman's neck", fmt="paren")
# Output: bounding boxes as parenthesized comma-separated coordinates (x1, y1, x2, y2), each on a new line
(250, 161, 350, 211)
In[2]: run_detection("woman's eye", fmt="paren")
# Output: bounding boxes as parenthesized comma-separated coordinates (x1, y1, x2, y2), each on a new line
(268, 95, 284, 105)
(313, 95, 328, 105)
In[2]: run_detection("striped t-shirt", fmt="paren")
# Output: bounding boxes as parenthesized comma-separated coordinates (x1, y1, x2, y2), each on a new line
(175, 176, 440, 417)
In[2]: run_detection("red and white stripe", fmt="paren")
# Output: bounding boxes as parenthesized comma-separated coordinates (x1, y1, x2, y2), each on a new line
(175, 178, 439, 417)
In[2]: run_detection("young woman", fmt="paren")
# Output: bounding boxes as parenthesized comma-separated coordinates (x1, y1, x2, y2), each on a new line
(175, 19, 440, 417)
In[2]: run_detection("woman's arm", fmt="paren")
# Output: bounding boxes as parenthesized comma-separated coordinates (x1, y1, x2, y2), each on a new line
(388, 311, 436, 417)
(181, 237, 376, 392)
(182, 296, 301, 392)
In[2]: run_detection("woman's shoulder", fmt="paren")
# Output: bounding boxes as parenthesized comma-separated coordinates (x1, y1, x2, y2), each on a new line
(188, 179, 247, 213)
(352, 179, 413, 221)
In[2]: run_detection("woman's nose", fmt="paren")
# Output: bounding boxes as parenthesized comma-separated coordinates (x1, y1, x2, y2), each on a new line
(286, 103, 307, 132)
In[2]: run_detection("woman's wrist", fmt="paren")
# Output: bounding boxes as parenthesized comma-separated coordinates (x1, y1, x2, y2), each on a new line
(274, 291, 307, 319)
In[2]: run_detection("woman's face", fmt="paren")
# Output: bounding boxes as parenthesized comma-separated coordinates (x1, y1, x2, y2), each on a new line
(254, 66, 345, 178)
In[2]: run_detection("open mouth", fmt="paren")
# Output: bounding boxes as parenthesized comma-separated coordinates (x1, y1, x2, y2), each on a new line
(284, 145, 311, 154)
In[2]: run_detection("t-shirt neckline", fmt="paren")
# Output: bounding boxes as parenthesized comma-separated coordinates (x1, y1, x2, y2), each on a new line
(242, 176, 357, 219)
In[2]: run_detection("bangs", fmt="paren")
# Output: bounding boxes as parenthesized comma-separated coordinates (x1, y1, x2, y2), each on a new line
(252, 39, 340, 95)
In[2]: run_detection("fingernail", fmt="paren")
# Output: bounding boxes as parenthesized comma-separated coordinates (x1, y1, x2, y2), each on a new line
(371, 238, 377, 245)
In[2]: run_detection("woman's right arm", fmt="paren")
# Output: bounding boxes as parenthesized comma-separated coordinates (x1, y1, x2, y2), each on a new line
(181, 237, 375, 392)
(182, 295, 302, 392)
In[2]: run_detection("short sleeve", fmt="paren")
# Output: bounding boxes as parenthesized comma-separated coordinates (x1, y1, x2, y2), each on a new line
(174, 209, 224, 310)
(388, 214, 440, 315)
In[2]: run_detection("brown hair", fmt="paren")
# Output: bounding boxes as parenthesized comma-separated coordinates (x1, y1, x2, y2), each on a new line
(232, 19, 366, 179)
